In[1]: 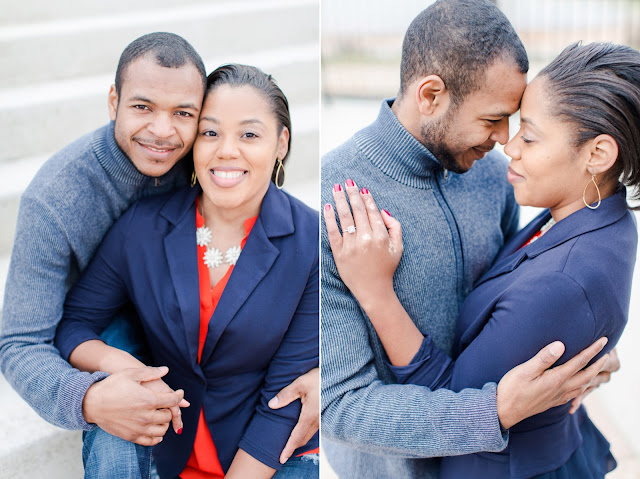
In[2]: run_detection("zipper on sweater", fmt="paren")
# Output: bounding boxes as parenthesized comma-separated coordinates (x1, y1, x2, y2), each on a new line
(155, 178, 160, 187)
(433, 171, 465, 305)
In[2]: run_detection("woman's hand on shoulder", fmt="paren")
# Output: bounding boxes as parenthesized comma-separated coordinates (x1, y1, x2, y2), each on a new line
(323, 179, 403, 310)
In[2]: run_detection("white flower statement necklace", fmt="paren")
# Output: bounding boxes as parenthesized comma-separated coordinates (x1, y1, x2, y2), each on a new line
(196, 225, 242, 269)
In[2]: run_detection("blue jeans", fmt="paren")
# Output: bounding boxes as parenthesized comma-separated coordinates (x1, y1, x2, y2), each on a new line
(83, 312, 153, 479)
(150, 454, 320, 479)
(272, 454, 320, 479)
(83, 428, 151, 479)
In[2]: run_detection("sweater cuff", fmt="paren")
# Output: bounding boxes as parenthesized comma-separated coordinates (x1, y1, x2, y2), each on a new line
(483, 382, 510, 450)
(58, 369, 110, 430)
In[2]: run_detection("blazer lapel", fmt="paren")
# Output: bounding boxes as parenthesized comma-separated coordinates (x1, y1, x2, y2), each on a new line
(162, 187, 201, 368)
(476, 185, 629, 287)
(199, 184, 294, 365)
(199, 216, 280, 365)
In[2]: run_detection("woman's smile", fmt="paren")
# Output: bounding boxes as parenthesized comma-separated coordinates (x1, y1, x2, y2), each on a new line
(209, 167, 248, 188)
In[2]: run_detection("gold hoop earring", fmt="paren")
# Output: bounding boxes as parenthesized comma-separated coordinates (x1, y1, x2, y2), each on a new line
(583, 174, 601, 210)
(275, 158, 285, 189)
(190, 170, 197, 188)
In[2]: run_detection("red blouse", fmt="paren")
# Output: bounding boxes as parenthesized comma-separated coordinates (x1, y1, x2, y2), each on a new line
(181, 201, 257, 479)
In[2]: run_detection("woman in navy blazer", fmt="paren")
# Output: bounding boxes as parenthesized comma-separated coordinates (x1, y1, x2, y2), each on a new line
(56, 65, 319, 478)
(325, 43, 640, 478)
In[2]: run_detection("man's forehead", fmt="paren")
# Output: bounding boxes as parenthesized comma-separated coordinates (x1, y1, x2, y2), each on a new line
(120, 56, 203, 92)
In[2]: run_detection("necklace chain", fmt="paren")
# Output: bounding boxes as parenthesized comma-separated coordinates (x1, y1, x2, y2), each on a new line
(196, 225, 242, 269)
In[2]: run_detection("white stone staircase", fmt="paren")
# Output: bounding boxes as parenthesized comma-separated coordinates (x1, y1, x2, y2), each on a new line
(0, 1, 319, 476)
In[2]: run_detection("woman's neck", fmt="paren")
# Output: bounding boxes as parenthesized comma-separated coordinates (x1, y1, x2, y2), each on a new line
(550, 179, 618, 223)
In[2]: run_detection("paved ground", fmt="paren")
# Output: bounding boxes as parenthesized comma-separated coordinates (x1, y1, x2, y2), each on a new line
(320, 98, 640, 479)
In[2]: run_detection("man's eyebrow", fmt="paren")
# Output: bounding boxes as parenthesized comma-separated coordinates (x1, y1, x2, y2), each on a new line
(177, 103, 200, 111)
(126, 97, 199, 111)
(128, 95, 152, 103)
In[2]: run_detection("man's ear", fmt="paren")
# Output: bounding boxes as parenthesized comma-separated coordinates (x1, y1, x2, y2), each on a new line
(585, 134, 618, 176)
(108, 85, 118, 121)
(415, 75, 450, 118)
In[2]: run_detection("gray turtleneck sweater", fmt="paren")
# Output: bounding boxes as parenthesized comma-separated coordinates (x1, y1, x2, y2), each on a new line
(0, 122, 189, 430)
(321, 100, 518, 479)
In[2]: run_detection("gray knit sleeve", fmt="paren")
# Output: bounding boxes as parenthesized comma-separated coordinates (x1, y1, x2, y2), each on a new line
(0, 195, 107, 431)
(320, 233, 508, 457)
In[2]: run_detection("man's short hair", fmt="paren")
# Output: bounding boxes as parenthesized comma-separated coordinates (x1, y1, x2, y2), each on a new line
(400, 0, 528, 104)
(115, 32, 207, 96)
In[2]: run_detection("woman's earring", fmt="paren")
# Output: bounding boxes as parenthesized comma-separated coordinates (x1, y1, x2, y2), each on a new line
(583, 174, 601, 209)
(190, 170, 197, 188)
(275, 158, 285, 189)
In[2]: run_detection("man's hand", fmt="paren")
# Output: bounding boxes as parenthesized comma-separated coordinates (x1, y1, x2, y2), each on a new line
(268, 368, 319, 464)
(141, 377, 190, 435)
(568, 347, 620, 414)
(83, 366, 186, 446)
(497, 338, 609, 430)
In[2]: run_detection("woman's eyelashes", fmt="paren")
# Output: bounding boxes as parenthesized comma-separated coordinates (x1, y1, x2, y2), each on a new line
(520, 135, 533, 144)
(200, 130, 260, 138)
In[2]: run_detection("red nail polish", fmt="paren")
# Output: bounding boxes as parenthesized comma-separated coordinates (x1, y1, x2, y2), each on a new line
(177, 428, 183, 435)
(346, 179, 355, 187)
(382, 209, 391, 217)
(334, 184, 342, 192)
(361, 187, 369, 195)
(324, 204, 332, 211)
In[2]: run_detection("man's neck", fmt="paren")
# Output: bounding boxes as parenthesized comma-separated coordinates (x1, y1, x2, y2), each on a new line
(390, 95, 423, 145)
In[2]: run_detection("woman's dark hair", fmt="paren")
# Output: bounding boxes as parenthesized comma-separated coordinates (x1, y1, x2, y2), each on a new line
(539, 42, 640, 206)
(205, 64, 291, 184)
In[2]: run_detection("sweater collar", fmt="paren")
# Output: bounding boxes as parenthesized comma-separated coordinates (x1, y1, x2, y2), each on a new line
(91, 122, 149, 186)
(354, 99, 443, 187)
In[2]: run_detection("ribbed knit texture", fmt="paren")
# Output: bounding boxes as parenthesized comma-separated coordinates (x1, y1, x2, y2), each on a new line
(321, 100, 519, 478)
(0, 122, 190, 430)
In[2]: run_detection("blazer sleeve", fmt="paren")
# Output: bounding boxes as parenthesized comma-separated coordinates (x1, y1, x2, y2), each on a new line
(55, 210, 132, 361)
(320, 229, 507, 458)
(449, 271, 598, 394)
(0, 195, 109, 431)
(237, 237, 320, 470)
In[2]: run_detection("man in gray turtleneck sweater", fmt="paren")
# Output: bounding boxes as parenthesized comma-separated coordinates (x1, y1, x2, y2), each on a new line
(321, 2, 615, 478)
(0, 32, 317, 478)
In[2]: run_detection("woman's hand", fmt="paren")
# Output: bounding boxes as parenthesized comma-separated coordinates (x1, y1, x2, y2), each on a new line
(323, 179, 403, 310)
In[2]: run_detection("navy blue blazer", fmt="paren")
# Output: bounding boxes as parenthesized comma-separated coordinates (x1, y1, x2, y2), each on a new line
(56, 183, 319, 477)
(391, 186, 637, 478)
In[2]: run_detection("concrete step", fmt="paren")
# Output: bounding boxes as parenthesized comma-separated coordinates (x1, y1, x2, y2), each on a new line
(0, 374, 83, 478)
(0, 45, 318, 164)
(0, 0, 318, 89)
(2, 0, 211, 25)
